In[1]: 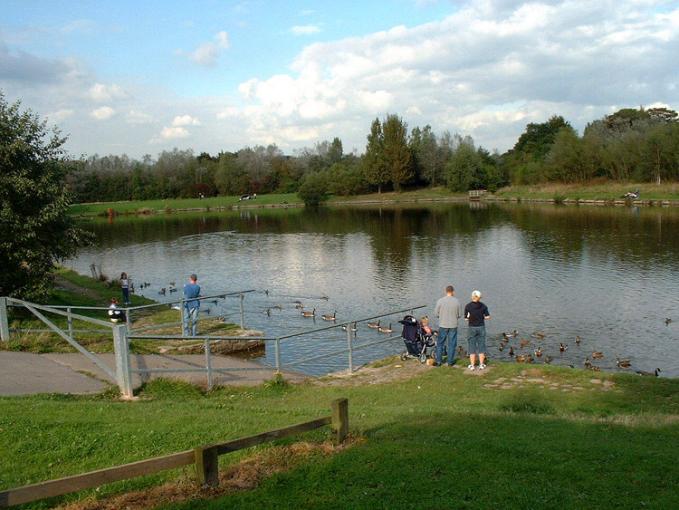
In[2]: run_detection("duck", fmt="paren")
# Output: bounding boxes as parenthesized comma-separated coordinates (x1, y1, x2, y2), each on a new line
(636, 368, 661, 377)
(666, 318, 672, 326)
(531, 331, 546, 339)
(591, 351, 604, 359)
(498, 343, 505, 351)
(378, 323, 393, 334)
(301, 308, 316, 318)
(616, 358, 631, 368)
(559, 343, 568, 352)
(322, 311, 337, 321)
(341, 322, 358, 332)
(575, 335, 582, 345)
(169, 287, 178, 293)
(583, 357, 592, 369)
(265, 308, 271, 317)
(534, 347, 543, 358)
(158, 288, 166, 296)
(502, 330, 518, 339)
(508, 346, 515, 357)
(588, 365, 601, 372)
(367, 319, 381, 329)
(516, 354, 534, 364)
(272, 304, 283, 311)
(519, 338, 531, 348)
(544, 355, 553, 364)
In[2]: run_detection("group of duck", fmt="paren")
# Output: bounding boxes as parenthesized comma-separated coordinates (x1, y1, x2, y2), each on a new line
(291, 302, 395, 334)
(495, 330, 662, 376)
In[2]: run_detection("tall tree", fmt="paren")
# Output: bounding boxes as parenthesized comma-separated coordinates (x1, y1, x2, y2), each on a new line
(382, 114, 413, 191)
(0, 93, 91, 299)
(363, 118, 390, 193)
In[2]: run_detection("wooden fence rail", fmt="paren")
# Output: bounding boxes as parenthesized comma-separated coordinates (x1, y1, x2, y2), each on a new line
(0, 398, 348, 507)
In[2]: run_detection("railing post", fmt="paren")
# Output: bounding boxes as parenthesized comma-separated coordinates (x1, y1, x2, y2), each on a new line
(204, 338, 213, 390)
(179, 298, 185, 334)
(126, 308, 132, 333)
(239, 293, 245, 329)
(112, 324, 133, 398)
(331, 398, 349, 443)
(0, 297, 10, 342)
(194, 446, 219, 488)
(274, 337, 281, 372)
(66, 307, 74, 340)
(346, 326, 354, 373)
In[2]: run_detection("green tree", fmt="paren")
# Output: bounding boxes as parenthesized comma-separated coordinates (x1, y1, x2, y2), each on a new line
(298, 171, 329, 206)
(382, 114, 413, 191)
(363, 118, 390, 193)
(0, 94, 91, 299)
(446, 137, 485, 192)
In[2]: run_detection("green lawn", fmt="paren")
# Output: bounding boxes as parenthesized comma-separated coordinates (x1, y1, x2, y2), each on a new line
(1, 362, 677, 509)
(494, 182, 679, 201)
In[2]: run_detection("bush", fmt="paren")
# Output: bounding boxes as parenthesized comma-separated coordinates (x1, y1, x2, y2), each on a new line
(298, 172, 329, 206)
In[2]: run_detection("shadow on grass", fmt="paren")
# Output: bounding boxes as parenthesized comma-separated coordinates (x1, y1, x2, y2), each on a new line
(166, 410, 679, 510)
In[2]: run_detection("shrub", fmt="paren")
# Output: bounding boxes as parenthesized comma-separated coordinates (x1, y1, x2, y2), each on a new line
(298, 172, 329, 206)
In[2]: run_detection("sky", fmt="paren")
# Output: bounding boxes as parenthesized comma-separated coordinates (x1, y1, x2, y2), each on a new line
(1, 0, 678, 159)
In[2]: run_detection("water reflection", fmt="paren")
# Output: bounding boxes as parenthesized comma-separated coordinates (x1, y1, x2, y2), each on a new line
(69, 203, 679, 376)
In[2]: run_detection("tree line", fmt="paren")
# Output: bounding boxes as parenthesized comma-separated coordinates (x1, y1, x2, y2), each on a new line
(65, 106, 679, 205)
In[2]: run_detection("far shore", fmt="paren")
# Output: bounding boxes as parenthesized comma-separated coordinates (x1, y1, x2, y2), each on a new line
(69, 182, 679, 217)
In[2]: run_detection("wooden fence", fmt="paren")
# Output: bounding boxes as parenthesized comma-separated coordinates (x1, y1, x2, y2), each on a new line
(0, 398, 348, 507)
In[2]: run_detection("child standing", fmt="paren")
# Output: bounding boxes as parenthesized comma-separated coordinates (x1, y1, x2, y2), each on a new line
(120, 272, 130, 305)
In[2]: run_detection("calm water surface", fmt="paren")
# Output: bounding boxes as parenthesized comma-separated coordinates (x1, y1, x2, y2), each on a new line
(67, 203, 679, 377)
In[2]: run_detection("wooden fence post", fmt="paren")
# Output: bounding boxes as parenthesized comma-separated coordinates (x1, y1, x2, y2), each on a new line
(331, 398, 349, 443)
(0, 297, 9, 342)
(194, 446, 219, 488)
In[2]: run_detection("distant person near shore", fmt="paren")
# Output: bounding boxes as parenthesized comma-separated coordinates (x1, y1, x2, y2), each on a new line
(465, 290, 490, 371)
(183, 274, 201, 337)
(434, 285, 461, 366)
(120, 272, 130, 305)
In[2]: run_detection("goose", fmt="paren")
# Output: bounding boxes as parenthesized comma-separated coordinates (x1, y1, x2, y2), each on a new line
(367, 319, 381, 329)
(591, 351, 604, 359)
(616, 357, 631, 368)
(559, 343, 568, 352)
(575, 335, 582, 345)
(534, 347, 543, 358)
(322, 311, 337, 321)
(301, 308, 316, 318)
(378, 323, 393, 334)
(341, 322, 358, 332)
(636, 368, 661, 377)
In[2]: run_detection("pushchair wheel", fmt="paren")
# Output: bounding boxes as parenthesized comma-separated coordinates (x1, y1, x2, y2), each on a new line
(400, 352, 408, 361)
(419, 353, 427, 363)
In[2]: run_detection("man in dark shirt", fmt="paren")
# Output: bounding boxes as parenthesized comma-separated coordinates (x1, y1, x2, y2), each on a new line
(464, 290, 490, 370)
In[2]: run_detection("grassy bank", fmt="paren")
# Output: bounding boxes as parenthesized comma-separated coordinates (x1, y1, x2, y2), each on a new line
(1, 361, 677, 509)
(493, 181, 679, 201)
(3, 268, 239, 354)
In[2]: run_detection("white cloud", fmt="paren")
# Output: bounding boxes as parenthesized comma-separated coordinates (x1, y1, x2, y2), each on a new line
(88, 83, 127, 102)
(125, 110, 154, 124)
(160, 126, 190, 139)
(90, 106, 115, 120)
(47, 108, 74, 121)
(172, 114, 201, 126)
(291, 25, 321, 36)
(187, 31, 229, 66)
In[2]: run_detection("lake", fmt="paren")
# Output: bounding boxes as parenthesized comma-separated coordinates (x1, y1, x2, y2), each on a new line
(67, 203, 679, 377)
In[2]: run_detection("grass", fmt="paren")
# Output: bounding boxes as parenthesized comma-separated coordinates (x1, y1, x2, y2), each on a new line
(494, 181, 679, 201)
(0, 363, 677, 509)
(3, 268, 240, 354)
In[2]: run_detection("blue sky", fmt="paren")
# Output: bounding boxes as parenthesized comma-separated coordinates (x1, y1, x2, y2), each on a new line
(1, 0, 678, 158)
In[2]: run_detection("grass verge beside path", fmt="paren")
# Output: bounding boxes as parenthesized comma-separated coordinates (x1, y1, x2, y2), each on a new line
(1, 362, 677, 509)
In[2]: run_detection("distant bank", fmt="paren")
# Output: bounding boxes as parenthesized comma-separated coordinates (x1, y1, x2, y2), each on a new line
(69, 182, 679, 217)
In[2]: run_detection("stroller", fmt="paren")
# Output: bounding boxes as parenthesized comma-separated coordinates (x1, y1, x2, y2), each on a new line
(399, 315, 436, 363)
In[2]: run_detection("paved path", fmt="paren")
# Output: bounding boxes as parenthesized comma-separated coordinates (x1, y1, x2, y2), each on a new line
(0, 351, 306, 396)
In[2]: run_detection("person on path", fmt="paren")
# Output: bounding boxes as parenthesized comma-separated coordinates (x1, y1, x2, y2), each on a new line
(183, 274, 201, 337)
(120, 272, 130, 305)
(434, 285, 461, 366)
(464, 290, 491, 370)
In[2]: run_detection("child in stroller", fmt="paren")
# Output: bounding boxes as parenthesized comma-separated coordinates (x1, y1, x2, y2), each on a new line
(399, 315, 437, 363)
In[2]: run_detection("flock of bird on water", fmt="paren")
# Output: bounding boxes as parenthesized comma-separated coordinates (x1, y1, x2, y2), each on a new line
(139, 282, 670, 377)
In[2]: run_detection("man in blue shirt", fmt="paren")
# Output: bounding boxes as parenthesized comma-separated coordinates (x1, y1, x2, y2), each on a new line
(183, 274, 201, 336)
